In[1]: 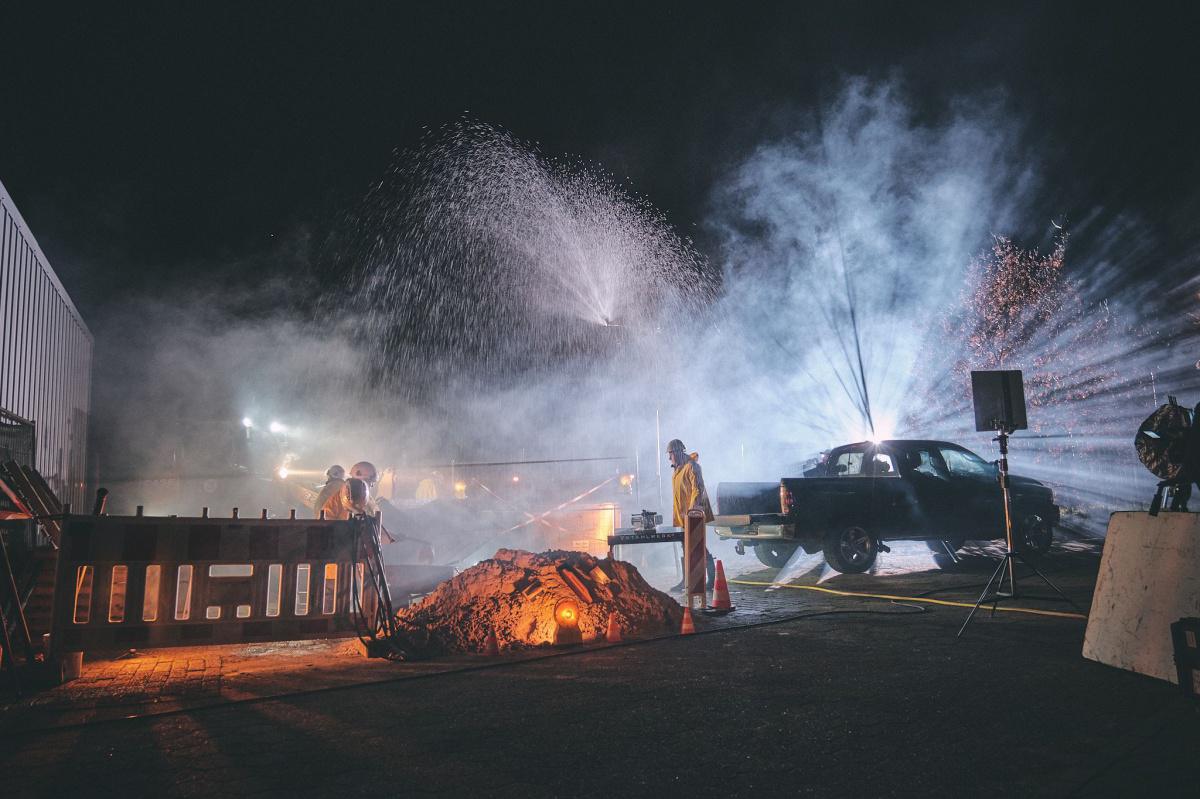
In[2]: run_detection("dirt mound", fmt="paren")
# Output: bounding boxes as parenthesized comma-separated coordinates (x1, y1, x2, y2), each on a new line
(394, 549, 683, 653)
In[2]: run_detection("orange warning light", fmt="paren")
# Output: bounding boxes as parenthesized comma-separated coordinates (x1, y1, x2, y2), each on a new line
(552, 598, 583, 646)
(554, 599, 579, 628)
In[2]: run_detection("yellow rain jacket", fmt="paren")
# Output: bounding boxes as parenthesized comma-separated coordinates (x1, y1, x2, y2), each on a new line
(313, 477, 351, 520)
(672, 454, 714, 527)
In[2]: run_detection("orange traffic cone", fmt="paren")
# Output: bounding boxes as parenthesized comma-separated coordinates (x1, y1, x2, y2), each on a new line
(708, 560, 734, 613)
(605, 612, 622, 643)
(482, 629, 500, 656)
(680, 606, 695, 635)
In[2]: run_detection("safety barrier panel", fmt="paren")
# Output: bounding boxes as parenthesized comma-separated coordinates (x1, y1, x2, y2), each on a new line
(1083, 510, 1200, 684)
(684, 508, 707, 611)
(50, 514, 378, 654)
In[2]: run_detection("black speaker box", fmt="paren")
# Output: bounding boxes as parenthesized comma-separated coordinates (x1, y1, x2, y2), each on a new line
(971, 370, 1027, 432)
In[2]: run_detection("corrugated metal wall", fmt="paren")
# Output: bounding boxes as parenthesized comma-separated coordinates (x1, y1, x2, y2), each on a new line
(0, 178, 93, 510)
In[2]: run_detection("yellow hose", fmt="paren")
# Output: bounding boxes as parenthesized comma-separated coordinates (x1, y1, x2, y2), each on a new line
(729, 579, 1088, 620)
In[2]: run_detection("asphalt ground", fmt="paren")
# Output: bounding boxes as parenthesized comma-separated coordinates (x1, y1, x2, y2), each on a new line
(2, 536, 1198, 797)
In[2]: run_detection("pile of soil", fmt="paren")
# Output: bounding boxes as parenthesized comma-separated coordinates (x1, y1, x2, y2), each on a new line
(394, 549, 683, 653)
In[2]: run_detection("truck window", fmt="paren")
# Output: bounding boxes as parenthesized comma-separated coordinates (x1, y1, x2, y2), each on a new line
(832, 450, 865, 476)
(869, 453, 898, 476)
(938, 447, 993, 477)
(911, 449, 947, 477)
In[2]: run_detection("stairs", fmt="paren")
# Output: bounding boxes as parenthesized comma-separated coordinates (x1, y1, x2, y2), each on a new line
(1, 460, 67, 660)
(22, 548, 58, 649)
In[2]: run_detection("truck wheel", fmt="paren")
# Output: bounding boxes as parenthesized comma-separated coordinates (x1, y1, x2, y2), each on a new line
(755, 542, 799, 569)
(823, 526, 877, 573)
(1017, 514, 1053, 555)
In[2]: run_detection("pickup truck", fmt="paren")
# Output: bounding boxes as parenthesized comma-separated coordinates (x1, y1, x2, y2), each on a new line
(714, 439, 1059, 573)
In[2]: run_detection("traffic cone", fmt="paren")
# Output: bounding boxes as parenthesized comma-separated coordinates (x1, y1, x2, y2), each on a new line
(708, 560, 734, 613)
(679, 606, 695, 635)
(482, 629, 500, 656)
(605, 612, 622, 643)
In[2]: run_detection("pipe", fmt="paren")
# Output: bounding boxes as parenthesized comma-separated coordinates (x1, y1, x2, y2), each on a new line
(91, 488, 109, 516)
(413, 456, 631, 469)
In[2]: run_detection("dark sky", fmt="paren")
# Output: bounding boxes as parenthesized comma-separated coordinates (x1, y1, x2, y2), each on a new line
(2, 2, 1197, 317)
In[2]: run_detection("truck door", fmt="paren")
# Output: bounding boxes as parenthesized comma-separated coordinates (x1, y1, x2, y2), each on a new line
(865, 448, 909, 536)
(822, 446, 873, 528)
(904, 446, 958, 538)
(937, 445, 1002, 538)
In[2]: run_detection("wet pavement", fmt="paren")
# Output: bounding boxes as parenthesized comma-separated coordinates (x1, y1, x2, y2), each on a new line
(1, 532, 1196, 797)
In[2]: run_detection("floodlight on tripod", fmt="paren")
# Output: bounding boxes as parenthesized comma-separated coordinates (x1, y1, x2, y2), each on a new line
(1134, 395, 1200, 514)
(958, 370, 1082, 637)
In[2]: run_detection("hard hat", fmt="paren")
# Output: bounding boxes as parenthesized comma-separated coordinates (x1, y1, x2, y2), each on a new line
(326, 464, 345, 480)
(350, 461, 378, 484)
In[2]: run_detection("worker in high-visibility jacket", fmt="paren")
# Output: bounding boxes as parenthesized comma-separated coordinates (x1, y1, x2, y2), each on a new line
(668, 438, 715, 591)
(347, 461, 397, 543)
(314, 465, 351, 520)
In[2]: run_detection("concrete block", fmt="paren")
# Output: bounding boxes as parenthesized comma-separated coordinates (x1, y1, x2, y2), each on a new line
(1083, 511, 1200, 684)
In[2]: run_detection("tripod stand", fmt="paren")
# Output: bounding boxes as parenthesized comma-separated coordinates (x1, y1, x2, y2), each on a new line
(957, 427, 1082, 637)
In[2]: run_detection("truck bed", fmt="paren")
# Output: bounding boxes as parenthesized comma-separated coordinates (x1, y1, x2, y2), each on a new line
(716, 482, 780, 515)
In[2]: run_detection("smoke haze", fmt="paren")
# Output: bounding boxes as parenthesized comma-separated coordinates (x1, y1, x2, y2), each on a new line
(94, 77, 1199, 543)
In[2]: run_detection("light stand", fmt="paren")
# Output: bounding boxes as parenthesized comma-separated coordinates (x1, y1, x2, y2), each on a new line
(957, 425, 1082, 637)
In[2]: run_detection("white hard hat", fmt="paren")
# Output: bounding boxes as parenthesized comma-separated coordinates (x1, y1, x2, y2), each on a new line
(350, 461, 378, 484)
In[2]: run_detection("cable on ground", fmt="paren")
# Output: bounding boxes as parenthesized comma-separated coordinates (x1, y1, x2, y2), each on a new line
(729, 579, 1088, 620)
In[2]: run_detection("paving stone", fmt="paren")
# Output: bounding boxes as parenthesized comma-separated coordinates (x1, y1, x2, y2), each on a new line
(4, 537, 1189, 797)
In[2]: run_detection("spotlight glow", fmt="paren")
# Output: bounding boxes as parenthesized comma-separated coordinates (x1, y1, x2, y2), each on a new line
(555, 600, 580, 627)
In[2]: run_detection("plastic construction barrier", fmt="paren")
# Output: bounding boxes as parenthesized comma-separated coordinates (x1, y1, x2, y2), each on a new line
(50, 514, 378, 655)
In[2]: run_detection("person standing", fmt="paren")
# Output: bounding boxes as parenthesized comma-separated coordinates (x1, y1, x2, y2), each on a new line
(667, 438, 715, 591)
(314, 465, 351, 520)
(348, 460, 397, 543)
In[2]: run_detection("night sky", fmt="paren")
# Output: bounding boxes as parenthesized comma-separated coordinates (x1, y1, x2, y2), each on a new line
(3, 2, 1197, 318)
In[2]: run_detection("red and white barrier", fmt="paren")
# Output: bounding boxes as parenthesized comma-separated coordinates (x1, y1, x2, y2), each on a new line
(684, 508, 707, 611)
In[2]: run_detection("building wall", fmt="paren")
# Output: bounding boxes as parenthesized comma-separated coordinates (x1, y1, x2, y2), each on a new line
(0, 178, 93, 510)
